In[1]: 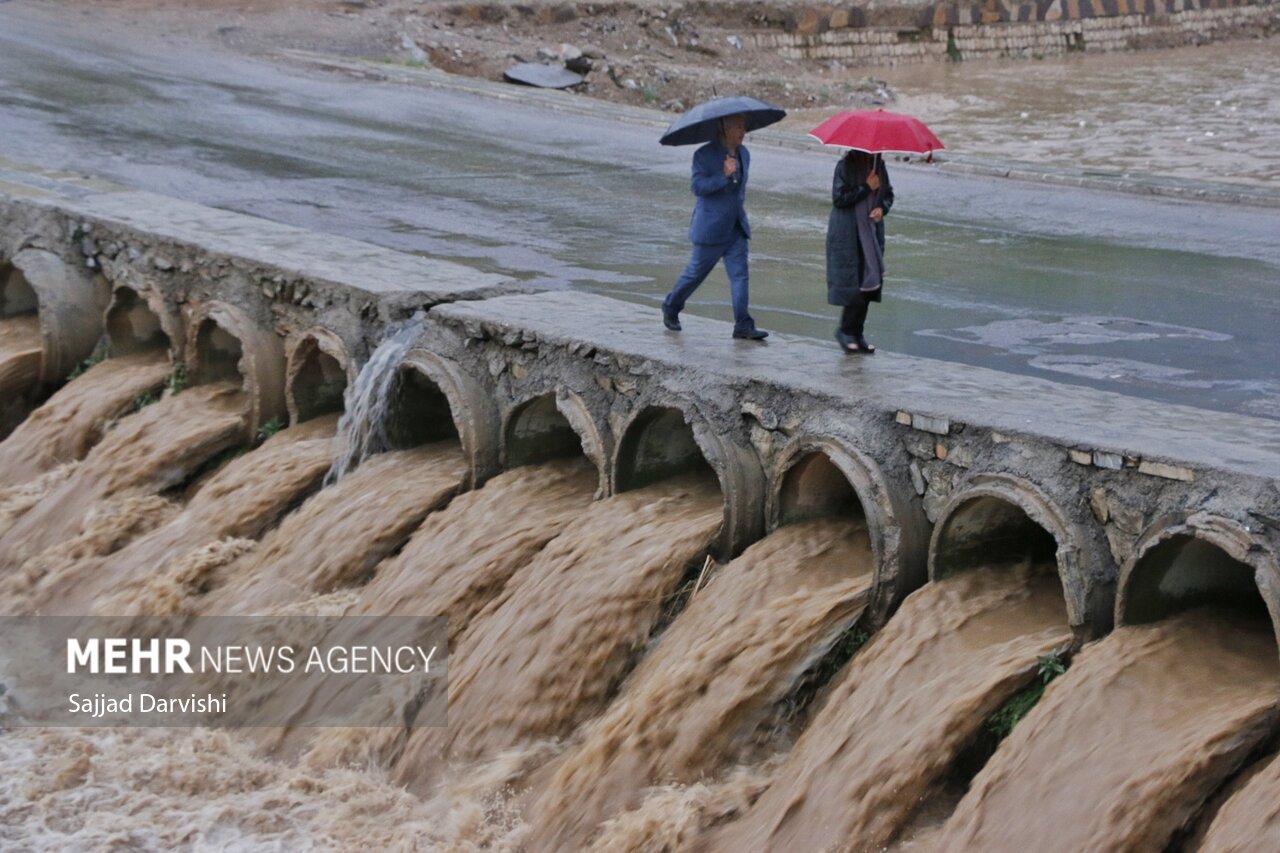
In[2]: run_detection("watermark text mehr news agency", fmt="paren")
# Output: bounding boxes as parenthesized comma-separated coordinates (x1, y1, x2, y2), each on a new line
(66, 637, 438, 675)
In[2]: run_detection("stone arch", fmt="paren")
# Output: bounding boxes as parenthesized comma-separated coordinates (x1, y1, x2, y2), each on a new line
(185, 301, 286, 435)
(399, 348, 500, 489)
(285, 328, 354, 424)
(1, 260, 37, 318)
(769, 435, 929, 624)
(1117, 513, 1280, 657)
(7, 248, 108, 381)
(612, 400, 765, 556)
(930, 474, 1088, 631)
(502, 388, 608, 495)
(106, 285, 176, 356)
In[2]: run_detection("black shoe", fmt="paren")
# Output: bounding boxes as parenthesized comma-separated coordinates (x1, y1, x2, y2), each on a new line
(662, 307, 681, 331)
(732, 328, 769, 340)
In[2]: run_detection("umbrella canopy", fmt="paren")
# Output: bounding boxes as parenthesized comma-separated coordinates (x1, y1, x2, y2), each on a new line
(660, 96, 787, 146)
(808, 109, 944, 155)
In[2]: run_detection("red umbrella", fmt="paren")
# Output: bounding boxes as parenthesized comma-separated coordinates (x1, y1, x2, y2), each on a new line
(808, 109, 944, 155)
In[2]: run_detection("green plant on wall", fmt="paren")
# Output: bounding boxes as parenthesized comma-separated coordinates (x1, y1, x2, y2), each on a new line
(987, 651, 1067, 738)
(167, 363, 189, 394)
(255, 417, 284, 444)
(66, 352, 105, 381)
(131, 390, 158, 413)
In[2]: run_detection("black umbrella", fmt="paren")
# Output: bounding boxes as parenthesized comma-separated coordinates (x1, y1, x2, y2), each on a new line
(659, 96, 787, 146)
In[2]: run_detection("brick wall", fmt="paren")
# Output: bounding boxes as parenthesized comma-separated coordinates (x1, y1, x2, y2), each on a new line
(749, 0, 1276, 63)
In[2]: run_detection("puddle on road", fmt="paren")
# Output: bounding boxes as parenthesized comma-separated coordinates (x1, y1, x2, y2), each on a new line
(918, 316, 1234, 352)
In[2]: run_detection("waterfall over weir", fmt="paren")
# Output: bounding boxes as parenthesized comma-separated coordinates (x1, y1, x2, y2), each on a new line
(325, 321, 421, 485)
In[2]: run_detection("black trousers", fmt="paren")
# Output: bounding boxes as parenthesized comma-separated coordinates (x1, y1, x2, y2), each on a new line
(839, 292, 871, 338)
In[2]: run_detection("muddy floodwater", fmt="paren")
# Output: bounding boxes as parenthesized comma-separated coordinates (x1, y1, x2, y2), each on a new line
(881, 38, 1280, 188)
(2, 8, 1280, 850)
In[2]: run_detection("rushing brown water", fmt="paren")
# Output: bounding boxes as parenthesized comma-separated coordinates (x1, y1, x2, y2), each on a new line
(527, 517, 874, 851)
(353, 456, 599, 645)
(280, 457, 598, 768)
(1199, 750, 1280, 851)
(0, 463, 75, 541)
(0, 381, 247, 574)
(0, 315, 42, 403)
(205, 442, 467, 615)
(0, 351, 170, 487)
(0, 727, 473, 849)
(12, 415, 341, 617)
(392, 475, 723, 790)
(937, 607, 1280, 852)
(5, 326, 1279, 851)
(711, 562, 1072, 853)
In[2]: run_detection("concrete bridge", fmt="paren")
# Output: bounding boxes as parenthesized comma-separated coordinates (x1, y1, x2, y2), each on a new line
(4, 160, 1279, 650)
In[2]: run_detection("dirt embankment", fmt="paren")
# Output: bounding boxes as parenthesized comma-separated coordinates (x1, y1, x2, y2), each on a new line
(65, 0, 903, 113)
(395, 2, 901, 113)
(20, 0, 1279, 188)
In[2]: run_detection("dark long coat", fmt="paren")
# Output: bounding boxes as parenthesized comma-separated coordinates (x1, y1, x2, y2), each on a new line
(826, 156, 894, 306)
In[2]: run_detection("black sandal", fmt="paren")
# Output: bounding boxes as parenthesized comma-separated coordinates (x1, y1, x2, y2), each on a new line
(852, 334, 876, 354)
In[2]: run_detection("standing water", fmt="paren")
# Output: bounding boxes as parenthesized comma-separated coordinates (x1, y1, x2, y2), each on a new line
(710, 561, 1072, 853)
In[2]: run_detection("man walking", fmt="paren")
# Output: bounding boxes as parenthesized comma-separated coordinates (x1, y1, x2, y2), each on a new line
(662, 114, 768, 340)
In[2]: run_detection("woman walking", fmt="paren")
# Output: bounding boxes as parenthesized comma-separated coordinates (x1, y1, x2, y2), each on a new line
(826, 150, 893, 354)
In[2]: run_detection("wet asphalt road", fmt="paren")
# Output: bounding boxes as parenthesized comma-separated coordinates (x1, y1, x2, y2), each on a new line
(2, 7, 1278, 420)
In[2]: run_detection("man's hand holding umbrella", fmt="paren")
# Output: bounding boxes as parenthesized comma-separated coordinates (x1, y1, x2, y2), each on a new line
(658, 96, 785, 341)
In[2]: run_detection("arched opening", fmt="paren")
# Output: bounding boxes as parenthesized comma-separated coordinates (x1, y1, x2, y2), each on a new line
(615, 406, 715, 492)
(1122, 535, 1271, 628)
(0, 261, 44, 437)
(505, 393, 584, 468)
(919, 485, 1079, 816)
(932, 495, 1058, 580)
(106, 287, 169, 355)
(193, 318, 244, 385)
(1, 262, 38, 318)
(289, 341, 347, 423)
(777, 451, 865, 526)
(184, 301, 286, 437)
(387, 364, 459, 449)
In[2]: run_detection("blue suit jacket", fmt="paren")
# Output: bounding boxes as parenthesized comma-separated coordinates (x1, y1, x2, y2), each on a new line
(687, 140, 751, 245)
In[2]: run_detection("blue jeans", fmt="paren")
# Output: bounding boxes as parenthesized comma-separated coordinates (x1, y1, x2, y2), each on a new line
(663, 228, 756, 333)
